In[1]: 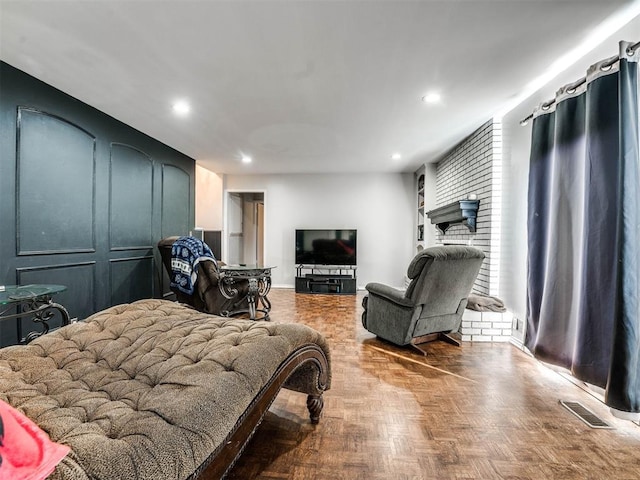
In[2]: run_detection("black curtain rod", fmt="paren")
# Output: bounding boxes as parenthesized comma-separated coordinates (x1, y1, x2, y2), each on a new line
(519, 40, 640, 126)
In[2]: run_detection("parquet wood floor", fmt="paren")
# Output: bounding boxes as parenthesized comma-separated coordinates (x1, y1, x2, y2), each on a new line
(226, 289, 640, 480)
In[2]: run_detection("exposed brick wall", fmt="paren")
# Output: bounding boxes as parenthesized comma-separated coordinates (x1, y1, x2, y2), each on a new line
(431, 118, 510, 341)
(460, 310, 513, 342)
(433, 119, 502, 297)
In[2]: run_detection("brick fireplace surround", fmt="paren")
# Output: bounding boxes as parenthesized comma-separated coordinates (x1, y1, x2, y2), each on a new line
(432, 119, 513, 342)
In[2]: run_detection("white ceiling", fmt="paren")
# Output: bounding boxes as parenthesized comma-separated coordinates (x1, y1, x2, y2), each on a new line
(0, 1, 636, 174)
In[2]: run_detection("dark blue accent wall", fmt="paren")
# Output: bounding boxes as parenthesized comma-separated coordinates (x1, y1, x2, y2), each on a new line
(0, 62, 195, 346)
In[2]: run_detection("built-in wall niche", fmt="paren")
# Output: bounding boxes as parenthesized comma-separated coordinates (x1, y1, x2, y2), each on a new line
(417, 174, 425, 242)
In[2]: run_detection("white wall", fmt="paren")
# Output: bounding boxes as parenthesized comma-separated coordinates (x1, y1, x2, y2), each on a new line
(225, 173, 415, 289)
(500, 17, 640, 340)
(195, 165, 223, 230)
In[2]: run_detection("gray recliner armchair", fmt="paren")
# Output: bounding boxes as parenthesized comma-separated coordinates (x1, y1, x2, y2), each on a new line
(362, 246, 484, 350)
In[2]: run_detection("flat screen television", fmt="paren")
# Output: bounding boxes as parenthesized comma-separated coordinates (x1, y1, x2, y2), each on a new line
(295, 229, 357, 266)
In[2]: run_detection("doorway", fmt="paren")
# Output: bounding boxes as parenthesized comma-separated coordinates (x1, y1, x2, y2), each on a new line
(225, 191, 265, 265)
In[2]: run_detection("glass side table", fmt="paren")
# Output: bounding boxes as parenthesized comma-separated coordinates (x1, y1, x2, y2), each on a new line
(0, 284, 71, 344)
(218, 265, 275, 320)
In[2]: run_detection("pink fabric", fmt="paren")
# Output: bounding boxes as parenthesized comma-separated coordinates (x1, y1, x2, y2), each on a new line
(0, 399, 70, 480)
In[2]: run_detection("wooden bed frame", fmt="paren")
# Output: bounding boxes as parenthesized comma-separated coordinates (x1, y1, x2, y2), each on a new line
(192, 344, 329, 479)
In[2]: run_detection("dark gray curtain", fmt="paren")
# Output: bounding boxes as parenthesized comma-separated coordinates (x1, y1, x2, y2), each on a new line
(526, 41, 640, 415)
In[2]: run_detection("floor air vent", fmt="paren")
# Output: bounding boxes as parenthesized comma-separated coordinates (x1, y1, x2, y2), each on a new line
(560, 400, 613, 429)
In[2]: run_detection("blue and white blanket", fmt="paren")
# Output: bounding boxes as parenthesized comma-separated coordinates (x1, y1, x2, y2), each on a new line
(170, 236, 217, 295)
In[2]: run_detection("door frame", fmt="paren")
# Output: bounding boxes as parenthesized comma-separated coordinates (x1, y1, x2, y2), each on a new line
(223, 189, 266, 265)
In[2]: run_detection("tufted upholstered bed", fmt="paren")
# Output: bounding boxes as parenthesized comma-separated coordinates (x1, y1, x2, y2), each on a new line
(0, 299, 331, 479)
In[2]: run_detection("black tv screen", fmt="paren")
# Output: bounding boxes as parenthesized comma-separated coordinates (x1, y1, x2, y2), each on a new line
(295, 229, 357, 266)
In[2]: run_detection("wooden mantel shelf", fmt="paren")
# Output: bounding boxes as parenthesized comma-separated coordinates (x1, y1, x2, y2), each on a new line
(426, 200, 480, 234)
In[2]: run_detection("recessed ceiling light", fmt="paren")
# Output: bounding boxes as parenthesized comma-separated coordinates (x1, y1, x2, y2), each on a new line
(391, 153, 402, 160)
(421, 92, 441, 104)
(241, 155, 252, 164)
(172, 100, 191, 116)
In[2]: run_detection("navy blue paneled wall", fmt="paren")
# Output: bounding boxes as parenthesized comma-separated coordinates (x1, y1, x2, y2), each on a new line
(0, 62, 195, 345)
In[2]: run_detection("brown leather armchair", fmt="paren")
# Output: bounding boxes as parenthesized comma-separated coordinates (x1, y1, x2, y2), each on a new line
(157, 236, 249, 316)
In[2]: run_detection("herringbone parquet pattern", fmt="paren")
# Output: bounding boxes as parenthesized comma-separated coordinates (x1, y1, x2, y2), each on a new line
(226, 289, 640, 479)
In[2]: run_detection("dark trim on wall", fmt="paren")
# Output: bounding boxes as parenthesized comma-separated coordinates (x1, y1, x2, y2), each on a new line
(1, 61, 196, 346)
(108, 142, 155, 251)
(15, 106, 98, 256)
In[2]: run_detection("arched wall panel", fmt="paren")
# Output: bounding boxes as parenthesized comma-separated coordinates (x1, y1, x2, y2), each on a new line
(17, 108, 96, 255)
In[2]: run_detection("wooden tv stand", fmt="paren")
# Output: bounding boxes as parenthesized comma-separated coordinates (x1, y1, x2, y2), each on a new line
(295, 265, 357, 295)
